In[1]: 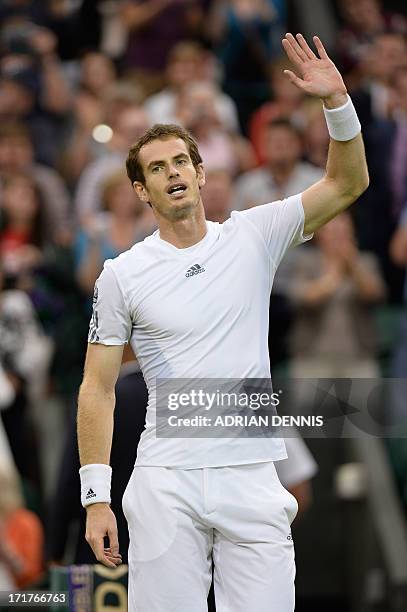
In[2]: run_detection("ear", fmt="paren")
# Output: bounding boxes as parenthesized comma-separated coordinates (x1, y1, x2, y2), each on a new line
(133, 181, 150, 204)
(196, 164, 206, 189)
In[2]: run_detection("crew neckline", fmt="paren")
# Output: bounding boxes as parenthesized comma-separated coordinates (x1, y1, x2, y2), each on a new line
(154, 221, 218, 255)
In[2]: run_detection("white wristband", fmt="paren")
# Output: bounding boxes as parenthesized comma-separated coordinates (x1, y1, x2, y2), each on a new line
(323, 95, 361, 142)
(79, 464, 112, 507)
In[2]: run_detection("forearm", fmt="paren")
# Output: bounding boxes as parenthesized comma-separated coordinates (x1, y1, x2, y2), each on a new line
(324, 130, 369, 201)
(77, 382, 115, 466)
(120, 0, 169, 30)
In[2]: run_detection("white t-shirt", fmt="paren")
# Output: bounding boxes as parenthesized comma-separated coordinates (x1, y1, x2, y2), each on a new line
(89, 193, 311, 468)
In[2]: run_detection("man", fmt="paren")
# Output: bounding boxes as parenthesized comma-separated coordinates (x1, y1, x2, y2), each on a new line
(0, 123, 70, 238)
(77, 34, 368, 611)
(74, 105, 150, 223)
(234, 118, 323, 210)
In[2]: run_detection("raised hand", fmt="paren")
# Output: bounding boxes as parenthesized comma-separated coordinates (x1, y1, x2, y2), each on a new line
(282, 33, 347, 108)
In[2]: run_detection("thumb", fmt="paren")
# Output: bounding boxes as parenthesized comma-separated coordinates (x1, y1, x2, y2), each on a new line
(283, 70, 306, 90)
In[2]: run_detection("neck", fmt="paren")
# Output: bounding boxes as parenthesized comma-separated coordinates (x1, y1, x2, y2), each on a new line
(157, 202, 207, 249)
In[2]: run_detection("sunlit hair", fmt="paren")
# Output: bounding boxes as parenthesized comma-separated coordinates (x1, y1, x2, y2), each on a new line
(126, 124, 202, 185)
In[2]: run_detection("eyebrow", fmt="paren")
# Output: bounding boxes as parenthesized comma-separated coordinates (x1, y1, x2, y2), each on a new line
(147, 153, 189, 171)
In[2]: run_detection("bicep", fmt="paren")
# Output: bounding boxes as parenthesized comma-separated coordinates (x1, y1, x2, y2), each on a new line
(301, 177, 351, 235)
(82, 343, 124, 393)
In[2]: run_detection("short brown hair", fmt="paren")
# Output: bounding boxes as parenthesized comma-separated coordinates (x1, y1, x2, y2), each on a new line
(126, 124, 202, 185)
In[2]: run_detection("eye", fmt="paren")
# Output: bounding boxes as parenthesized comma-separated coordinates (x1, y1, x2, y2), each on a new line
(152, 165, 162, 173)
(176, 159, 187, 165)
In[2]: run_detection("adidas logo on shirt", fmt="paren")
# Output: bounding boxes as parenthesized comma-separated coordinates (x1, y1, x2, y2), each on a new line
(86, 488, 97, 500)
(185, 264, 205, 278)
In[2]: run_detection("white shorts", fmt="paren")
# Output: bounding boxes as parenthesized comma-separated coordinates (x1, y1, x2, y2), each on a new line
(122, 461, 298, 612)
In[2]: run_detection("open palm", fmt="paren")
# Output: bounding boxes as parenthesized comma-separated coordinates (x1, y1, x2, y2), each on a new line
(282, 33, 347, 101)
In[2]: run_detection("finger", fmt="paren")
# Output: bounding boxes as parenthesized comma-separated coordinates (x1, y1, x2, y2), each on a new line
(296, 33, 316, 60)
(285, 33, 308, 62)
(107, 525, 120, 557)
(282, 39, 303, 68)
(283, 70, 306, 90)
(104, 548, 122, 561)
(313, 35, 328, 59)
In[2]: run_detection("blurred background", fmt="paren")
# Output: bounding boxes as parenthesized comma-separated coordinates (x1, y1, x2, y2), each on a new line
(0, 0, 406, 610)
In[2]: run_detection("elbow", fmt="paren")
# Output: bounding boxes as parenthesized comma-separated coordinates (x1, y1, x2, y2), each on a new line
(353, 168, 370, 199)
(341, 173, 370, 205)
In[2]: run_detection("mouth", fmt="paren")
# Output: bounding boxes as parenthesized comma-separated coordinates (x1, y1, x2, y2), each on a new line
(166, 183, 188, 198)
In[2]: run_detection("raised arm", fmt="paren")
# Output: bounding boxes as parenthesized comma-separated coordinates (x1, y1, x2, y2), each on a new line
(77, 342, 124, 568)
(282, 33, 369, 235)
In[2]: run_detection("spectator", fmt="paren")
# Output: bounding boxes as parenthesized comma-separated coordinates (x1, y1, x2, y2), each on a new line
(202, 169, 235, 222)
(0, 468, 44, 589)
(119, 0, 207, 81)
(74, 105, 150, 222)
(389, 67, 407, 219)
(0, 123, 70, 237)
(288, 213, 385, 378)
(0, 174, 51, 289)
(208, 0, 284, 131)
(234, 118, 322, 210)
(0, 22, 72, 166)
(336, 0, 406, 88)
(75, 170, 155, 297)
(177, 81, 255, 175)
(60, 52, 117, 185)
(350, 34, 406, 300)
(249, 57, 307, 164)
(62, 78, 145, 187)
(144, 41, 239, 132)
(352, 32, 407, 124)
(0, 255, 51, 506)
(390, 203, 407, 381)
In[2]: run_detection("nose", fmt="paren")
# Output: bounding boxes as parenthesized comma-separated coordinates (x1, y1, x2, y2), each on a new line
(167, 164, 180, 179)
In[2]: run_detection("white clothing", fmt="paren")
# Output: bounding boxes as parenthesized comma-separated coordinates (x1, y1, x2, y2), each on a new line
(276, 435, 318, 488)
(144, 88, 240, 133)
(74, 151, 125, 219)
(89, 193, 311, 468)
(234, 163, 323, 211)
(122, 461, 298, 612)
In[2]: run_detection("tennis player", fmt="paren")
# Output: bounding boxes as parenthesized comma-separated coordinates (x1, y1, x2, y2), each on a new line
(77, 34, 368, 611)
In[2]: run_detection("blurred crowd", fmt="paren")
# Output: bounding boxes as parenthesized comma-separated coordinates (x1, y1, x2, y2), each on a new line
(0, 0, 406, 594)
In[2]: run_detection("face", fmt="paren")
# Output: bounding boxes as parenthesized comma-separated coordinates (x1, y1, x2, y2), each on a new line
(201, 171, 233, 221)
(114, 108, 150, 150)
(368, 34, 407, 80)
(2, 176, 39, 222)
(107, 179, 143, 217)
(134, 138, 205, 221)
(82, 52, 115, 93)
(271, 72, 303, 104)
(340, 0, 380, 28)
(0, 136, 33, 172)
(166, 54, 200, 88)
(264, 126, 302, 167)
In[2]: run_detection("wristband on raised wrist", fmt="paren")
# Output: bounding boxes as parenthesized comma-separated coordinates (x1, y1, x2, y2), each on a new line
(323, 95, 361, 142)
(79, 463, 112, 507)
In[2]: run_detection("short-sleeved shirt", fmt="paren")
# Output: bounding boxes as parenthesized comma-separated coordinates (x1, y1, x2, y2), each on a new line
(88, 193, 311, 468)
